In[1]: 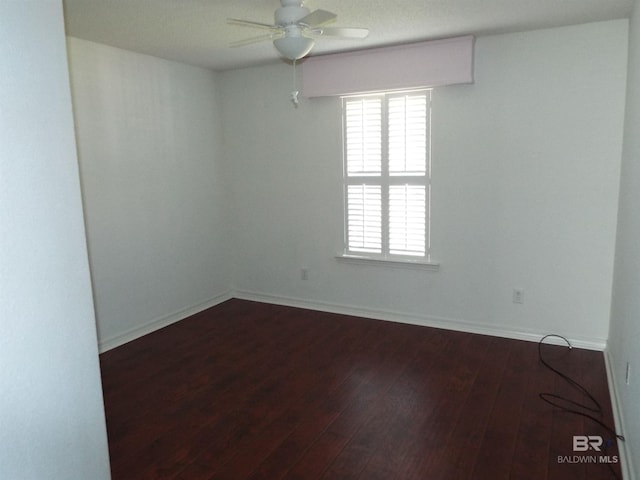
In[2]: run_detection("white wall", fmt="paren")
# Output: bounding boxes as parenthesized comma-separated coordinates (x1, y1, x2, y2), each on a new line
(609, 1, 640, 478)
(67, 38, 233, 350)
(0, 2, 111, 479)
(221, 20, 628, 348)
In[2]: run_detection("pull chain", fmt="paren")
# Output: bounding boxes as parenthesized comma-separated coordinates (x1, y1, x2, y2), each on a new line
(290, 59, 299, 108)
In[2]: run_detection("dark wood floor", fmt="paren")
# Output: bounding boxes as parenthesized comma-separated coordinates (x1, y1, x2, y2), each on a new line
(100, 299, 622, 480)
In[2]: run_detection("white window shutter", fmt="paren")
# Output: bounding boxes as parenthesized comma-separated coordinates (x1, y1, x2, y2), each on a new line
(389, 185, 426, 256)
(343, 90, 430, 260)
(388, 94, 428, 176)
(346, 184, 382, 253)
(345, 97, 382, 176)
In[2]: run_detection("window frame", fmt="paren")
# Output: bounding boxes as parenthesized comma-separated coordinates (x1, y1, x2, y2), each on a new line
(340, 89, 438, 268)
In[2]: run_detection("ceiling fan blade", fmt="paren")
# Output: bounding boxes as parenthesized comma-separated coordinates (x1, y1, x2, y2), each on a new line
(227, 18, 277, 30)
(312, 26, 370, 39)
(299, 9, 337, 27)
(229, 33, 278, 48)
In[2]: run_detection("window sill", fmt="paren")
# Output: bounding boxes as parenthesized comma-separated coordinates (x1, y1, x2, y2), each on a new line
(335, 254, 440, 271)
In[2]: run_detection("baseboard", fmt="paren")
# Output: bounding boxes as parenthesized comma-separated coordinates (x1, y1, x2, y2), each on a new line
(233, 289, 607, 351)
(98, 290, 233, 353)
(604, 349, 636, 480)
(97, 286, 607, 354)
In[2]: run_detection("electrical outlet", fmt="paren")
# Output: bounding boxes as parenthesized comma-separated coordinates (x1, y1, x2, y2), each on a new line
(512, 288, 524, 304)
(301, 268, 309, 281)
(626, 362, 631, 386)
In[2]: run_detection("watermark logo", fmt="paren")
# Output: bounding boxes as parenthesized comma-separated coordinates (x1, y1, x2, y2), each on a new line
(572, 435, 603, 452)
(557, 435, 618, 465)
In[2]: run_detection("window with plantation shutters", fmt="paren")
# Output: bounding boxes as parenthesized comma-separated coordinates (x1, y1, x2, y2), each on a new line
(343, 90, 431, 260)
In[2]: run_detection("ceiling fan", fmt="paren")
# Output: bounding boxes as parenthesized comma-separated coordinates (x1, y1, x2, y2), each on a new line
(228, 0, 370, 61)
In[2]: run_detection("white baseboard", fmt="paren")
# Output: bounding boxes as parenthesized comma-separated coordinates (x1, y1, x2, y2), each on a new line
(98, 290, 233, 353)
(604, 349, 636, 480)
(98, 288, 607, 353)
(233, 289, 607, 351)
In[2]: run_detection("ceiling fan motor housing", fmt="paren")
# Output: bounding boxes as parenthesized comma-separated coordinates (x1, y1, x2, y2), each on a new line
(275, 0, 310, 26)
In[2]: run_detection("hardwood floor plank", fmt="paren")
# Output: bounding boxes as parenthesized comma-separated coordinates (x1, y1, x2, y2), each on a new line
(423, 336, 512, 479)
(362, 331, 493, 480)
(152, 309, 351, 478)
(575, 348, 623, 479)
(469, 339, 535, 479)
(205, 316, 380, 479)
(325, 331, 492, 480)
(175, 309, 375, 479)
(99, 300, 620, 480)
(243, 322, 394, 480)
(315, 323, 437, 479)
(508, 342, 556, 480)
(285, 324, 445, 480)
(546, 343, 588, 480)
(107, 303, 345, 478)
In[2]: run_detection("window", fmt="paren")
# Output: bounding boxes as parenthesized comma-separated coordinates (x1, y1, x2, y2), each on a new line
(342, 90, 432, 262)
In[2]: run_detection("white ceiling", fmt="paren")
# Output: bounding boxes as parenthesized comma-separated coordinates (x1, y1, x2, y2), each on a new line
(62, 0, 633, 71)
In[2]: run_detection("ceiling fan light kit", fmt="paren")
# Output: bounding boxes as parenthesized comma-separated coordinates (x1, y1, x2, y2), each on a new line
(274, 35, 315, 61)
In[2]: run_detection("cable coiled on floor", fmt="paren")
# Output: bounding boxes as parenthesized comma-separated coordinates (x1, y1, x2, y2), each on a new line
(538, 334, 625, 480)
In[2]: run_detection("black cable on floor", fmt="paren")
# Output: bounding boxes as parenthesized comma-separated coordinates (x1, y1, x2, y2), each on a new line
(538, 334, 625, 480)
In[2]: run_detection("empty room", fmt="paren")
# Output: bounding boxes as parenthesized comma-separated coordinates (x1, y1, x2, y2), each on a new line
(2, 0, 640, 479)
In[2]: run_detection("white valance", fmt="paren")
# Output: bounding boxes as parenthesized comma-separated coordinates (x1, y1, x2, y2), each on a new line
(302, 35, 474, 97)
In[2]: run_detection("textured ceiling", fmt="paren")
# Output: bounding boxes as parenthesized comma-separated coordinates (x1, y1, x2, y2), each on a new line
(62, 0, 633, 71)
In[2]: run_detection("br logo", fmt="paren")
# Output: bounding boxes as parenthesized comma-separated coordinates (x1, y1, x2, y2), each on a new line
(573, 435, 603, 452)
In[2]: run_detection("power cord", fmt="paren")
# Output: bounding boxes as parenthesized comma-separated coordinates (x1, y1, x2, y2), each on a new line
(538, 334, 625, 479)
